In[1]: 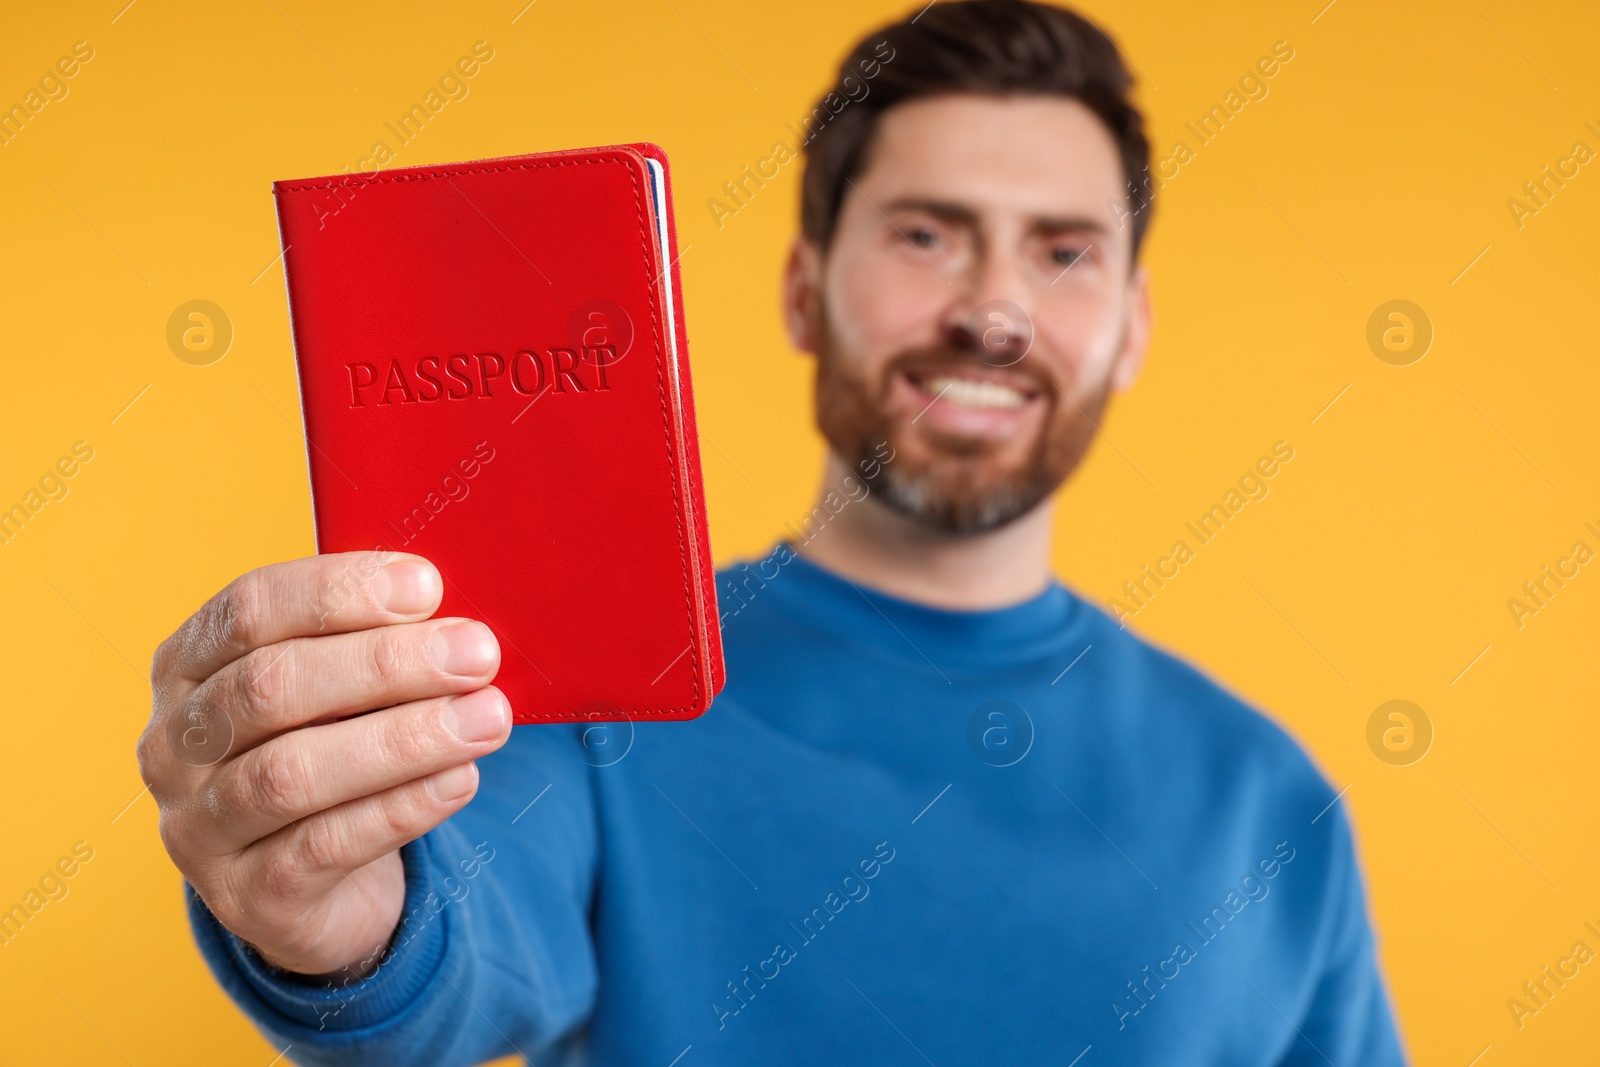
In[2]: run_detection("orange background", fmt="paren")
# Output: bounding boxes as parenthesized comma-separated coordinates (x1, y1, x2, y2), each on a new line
(1, 0, 1596, 1062)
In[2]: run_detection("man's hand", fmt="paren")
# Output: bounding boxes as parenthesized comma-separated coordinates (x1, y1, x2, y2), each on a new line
(138, 552, 511, 980)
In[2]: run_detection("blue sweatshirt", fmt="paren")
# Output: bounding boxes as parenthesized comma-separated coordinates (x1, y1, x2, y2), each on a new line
(190, 543, 1406, 1065)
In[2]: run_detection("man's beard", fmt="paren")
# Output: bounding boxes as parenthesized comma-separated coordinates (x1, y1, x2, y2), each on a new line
(812, 305, 1115, 536)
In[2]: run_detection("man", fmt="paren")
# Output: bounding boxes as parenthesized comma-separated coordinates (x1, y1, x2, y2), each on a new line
(140, 2, 1407, 1063)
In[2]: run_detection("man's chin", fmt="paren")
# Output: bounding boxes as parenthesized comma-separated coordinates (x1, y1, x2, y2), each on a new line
(875, 473, 1048, 536)
(891, 419, 1041, 469)
(866, 441, 1054, 536)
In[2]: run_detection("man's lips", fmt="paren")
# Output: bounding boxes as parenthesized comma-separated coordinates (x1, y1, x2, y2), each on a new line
(894, 365, 1048, 440)
(903, 364, 1042, 401)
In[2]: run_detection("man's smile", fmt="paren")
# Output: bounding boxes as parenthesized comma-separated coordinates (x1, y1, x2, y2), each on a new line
(894, 363, 1048, 440)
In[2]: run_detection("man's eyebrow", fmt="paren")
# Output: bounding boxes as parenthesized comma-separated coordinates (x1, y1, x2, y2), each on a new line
(1031, 214, 1114, 238)
(878, 198, 980, 226)
(876, 197, 1114, 237)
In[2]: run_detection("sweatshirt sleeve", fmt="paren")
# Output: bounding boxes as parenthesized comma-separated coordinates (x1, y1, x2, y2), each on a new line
(186, 724, 601, 1067)
(1276, 803, 1409, 1066)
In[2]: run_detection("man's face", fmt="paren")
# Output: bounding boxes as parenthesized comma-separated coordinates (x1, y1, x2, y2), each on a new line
(786, 93, 1150, 535)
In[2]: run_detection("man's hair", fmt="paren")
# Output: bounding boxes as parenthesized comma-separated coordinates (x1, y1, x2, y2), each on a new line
(799, 0, 1153, 258)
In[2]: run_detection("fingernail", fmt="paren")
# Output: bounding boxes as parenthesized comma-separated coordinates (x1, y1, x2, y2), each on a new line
(427, 762, 478, 801)
(429, 621, 498, 675)
(374, 560, 441, 614)
(448, 688, 508, 743)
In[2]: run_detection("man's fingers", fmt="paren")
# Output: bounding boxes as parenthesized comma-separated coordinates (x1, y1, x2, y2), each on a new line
(172, 616, 500, 763)
(234, 760, 482, 908)
(198, 686, 511, 854)
(154, 551, 443, 686)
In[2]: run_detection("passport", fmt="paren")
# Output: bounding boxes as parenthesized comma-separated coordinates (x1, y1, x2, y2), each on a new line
(273, 143, 724, 724)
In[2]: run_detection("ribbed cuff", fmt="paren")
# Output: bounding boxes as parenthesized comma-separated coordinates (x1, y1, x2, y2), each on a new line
(186, 835, 451, 1034)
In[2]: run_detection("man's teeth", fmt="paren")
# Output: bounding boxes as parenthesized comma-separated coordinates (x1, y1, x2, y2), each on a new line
(924, 376, 1027, 409)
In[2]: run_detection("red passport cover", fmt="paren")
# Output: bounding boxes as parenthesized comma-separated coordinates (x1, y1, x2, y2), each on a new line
(274, 143, 723, 724)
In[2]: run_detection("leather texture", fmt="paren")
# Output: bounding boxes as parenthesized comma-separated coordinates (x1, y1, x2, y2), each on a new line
(274, 143, 723, 724)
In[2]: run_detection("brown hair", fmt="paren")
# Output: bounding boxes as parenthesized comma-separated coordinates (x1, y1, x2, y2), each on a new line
(799, 0, 1153, 258)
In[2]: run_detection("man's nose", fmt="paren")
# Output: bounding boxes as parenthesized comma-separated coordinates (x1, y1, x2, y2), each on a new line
(937, 252, 1035, 368)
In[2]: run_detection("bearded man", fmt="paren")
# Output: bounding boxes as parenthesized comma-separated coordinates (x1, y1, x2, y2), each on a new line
(140, 2, 1407, 1063)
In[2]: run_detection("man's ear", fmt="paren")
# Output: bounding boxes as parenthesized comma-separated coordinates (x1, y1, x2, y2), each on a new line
(1111, 264, 1152, 392)
(783, 235, 824, 355)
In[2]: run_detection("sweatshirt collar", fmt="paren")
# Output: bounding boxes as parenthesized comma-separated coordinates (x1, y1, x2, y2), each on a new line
(723, 542, 1091, 672)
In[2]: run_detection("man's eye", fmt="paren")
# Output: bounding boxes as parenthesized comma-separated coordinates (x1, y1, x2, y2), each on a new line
(903, 226, 939, 248)
(1051, 246, 1088, 266)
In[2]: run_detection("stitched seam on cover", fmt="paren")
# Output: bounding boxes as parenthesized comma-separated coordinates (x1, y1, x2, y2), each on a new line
(622, 159, 704, 715)
(278, 157, 628, 193)
(280, 155, 704, 718)
(614, 155, 703, 717)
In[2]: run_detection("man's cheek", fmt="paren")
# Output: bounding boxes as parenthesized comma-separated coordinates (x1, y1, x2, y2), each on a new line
(1034, 309, 1121, 394)
(826, 227, 952, 353)
(826, 277, 920, 359)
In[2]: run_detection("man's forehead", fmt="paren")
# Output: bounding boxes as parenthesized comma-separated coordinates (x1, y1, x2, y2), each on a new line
(853, 93, 1127, 225)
